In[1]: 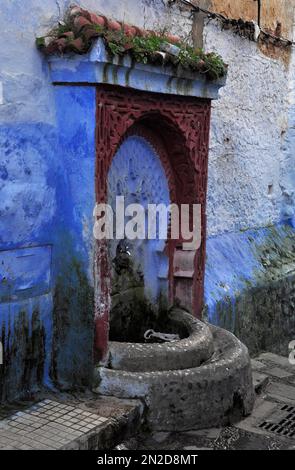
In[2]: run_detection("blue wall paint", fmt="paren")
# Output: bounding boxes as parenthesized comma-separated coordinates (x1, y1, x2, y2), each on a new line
(53, 86, 96, 277)
(107, 136, 170, 303)
(0, 123, 57, 248)
(0, 86, 96, 399)
(205, 223, 295, 327)
(0, 122, 58, 396)
(0, 245, 52, 302)
(0, 294, 53, 389)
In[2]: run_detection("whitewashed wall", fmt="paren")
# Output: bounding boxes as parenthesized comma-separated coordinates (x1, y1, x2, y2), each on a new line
(0, 0, 191, 125)
(204, 19, 292, 236)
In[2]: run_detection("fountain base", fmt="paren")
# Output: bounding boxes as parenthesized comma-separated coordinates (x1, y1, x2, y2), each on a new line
(94, 309, 254, 431)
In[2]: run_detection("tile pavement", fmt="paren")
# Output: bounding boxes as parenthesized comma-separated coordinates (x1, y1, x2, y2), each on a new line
(0, 399, 110, 450)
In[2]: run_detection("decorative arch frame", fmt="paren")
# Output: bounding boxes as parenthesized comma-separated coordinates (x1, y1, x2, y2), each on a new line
(94, 84, 211, 361)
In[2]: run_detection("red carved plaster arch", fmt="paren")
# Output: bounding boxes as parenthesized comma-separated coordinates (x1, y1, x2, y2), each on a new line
(94, 84, 211, 361)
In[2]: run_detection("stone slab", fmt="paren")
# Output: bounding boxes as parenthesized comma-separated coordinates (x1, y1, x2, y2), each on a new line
(235, 399, 279, 436)
(266, 382, 295, 404)
(265, 367, 293, 379)
(49, 39, 226, 100)
(252, 372, 269, 393)
(251, 359, 266, 371)
(258, 353, 294, 371)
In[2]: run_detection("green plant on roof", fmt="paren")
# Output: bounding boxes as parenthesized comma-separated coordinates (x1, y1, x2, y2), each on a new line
(203, 52, 227, 80)
(131, 35, 166, 63)
(35, 15, 227, 80)
(104, 29, 129, 56)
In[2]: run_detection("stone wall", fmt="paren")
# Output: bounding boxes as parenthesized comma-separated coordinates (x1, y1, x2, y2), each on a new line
(201, 9, 295, 354)
(204, 19, 290, 236)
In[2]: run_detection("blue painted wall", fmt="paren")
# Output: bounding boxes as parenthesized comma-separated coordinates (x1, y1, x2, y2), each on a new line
(0, 86, 96, 400)
(205, 222, 295, 354)
(108, 135, 170, 304)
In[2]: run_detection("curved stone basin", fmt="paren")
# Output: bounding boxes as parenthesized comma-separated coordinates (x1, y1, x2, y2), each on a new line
(108, 309, 214, 372)
(94, 309, 255, 431)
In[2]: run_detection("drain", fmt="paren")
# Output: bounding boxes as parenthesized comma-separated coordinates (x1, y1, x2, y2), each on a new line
(259, 404, 295, 438)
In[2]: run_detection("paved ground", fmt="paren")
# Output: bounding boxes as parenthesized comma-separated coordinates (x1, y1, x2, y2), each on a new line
(1, 352, 295, 450)
(0, 394, 142, 450)
(118, 353, 295, 450)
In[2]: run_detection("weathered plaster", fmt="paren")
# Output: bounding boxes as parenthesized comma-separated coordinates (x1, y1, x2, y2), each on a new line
(203, 20, 289, 236)
(0, 1, 192, 125)
(0, 82, 96, 398)
(213, 0, 295, 39)
(205, 223, 295, 355)
(281, 22, 295, 226)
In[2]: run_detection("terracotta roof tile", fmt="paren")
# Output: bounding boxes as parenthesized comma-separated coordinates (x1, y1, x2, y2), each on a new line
(36, 5, 227, 80)
(73, 15, 92, 32)
(38, 4, 182, 56)
(106, 19, 122, 32)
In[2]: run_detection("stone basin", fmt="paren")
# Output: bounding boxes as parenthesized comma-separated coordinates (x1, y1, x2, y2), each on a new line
(108, 309, 214, 372)
(94, 308, 255, 431)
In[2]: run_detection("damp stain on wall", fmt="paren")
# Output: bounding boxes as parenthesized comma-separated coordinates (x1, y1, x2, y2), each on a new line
(205, 223, 295, 355)
(0, 85, 96, 402)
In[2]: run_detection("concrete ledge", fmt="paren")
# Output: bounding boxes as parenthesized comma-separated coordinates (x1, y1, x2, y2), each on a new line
(108, 309, 214, 372)
(48, 38, 226, 99)
(94, 326, 255, 431)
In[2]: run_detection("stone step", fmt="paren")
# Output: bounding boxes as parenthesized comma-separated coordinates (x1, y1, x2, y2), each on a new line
(252, 371, 269, 393)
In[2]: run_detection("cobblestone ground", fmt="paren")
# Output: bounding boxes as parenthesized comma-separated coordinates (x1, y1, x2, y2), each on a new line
(119, 353, 295, 451)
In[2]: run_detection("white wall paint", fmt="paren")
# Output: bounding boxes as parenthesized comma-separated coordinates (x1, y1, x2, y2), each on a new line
(0, 0, 192, 125)
(204, 19, 291, 236)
